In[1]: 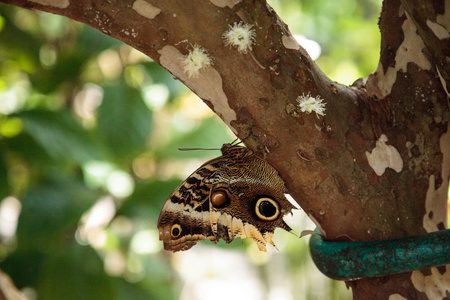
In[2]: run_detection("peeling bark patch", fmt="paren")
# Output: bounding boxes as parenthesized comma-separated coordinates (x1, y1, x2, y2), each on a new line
(132, 0, 161, 19)
(365, 134, 403, 176)
(436, 67, 450, 99)
(28, 0, 69, 8)
(282, 35, 300, 50)
(368, 62, 396, 100)
(426, 20, 450, 40)
(436, 1, 450, 32)
(411, 266, 450, 299)
(394, 13, 432, 71)
(367, 12, 432, 99)
(388, 294, 407, 300)
(209, 0, 242, 8)
(423, 123, 450, 232)
(158, 46, 237, 132)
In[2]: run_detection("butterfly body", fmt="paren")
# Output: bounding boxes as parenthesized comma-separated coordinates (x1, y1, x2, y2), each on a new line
(158, 143, 295, 252)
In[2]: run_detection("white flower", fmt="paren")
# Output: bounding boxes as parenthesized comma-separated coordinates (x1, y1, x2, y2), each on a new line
(223, 22, 256, 53)
(296, 93, 326, 118)
(182, 44, 212, 78)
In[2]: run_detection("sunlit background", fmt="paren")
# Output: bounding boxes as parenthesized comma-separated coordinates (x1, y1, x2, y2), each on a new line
(0, 1, 400, 299)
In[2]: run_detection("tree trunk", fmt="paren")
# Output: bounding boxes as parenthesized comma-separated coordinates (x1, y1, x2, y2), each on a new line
(0, 0, 448, 298)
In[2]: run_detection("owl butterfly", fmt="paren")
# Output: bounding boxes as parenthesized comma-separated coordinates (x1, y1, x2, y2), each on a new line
(157, 143, 296, 252)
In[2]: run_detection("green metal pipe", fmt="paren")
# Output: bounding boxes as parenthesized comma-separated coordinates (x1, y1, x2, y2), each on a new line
(309, 229, 450, 281)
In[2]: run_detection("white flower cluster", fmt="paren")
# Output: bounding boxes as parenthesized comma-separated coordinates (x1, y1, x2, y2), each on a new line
(222, 22, 256, 53)
(296, 93, 326, 118)
(181, 44, 212, 78)
(180, 22, 256, 78)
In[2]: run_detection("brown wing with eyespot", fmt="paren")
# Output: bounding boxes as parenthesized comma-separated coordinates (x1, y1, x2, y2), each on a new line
(158, 143, 296, 252)
(157, 155, 227, 252)
(209, 144, 296, 251)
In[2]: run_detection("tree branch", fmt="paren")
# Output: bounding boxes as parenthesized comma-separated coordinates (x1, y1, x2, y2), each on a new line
(0, 0, 448, 244)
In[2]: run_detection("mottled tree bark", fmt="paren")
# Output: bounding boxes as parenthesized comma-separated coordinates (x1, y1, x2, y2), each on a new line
(0, 0, 449, 299)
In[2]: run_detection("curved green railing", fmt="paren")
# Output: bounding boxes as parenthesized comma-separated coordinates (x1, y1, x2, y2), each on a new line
(309, 229, 450, 281)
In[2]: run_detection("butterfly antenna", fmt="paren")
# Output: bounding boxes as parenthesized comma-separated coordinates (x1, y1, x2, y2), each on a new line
(230, 138, 243, 146)
(178, 147, 221, 151)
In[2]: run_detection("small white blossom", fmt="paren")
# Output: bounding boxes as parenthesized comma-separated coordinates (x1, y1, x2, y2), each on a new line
(223, 22, 256, 53)
(296, 93, 326, 118)
(181, 44, 212, 78)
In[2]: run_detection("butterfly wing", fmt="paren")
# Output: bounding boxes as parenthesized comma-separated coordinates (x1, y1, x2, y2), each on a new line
(157, 155, 228, 252)
(158, 143, 297, 252)
(209, 145, 296, 251)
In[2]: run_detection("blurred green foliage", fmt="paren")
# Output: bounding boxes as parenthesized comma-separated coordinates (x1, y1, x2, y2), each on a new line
(270, 0, 381, 84)
(0, 1, 381, 299)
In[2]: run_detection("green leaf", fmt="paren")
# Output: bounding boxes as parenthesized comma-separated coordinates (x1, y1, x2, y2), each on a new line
(0, 6, 40, 73)
(0, 155, 9, 199)
(117, 179, 180, 220)
(30, 51, 86, 94)
(155, 116, 229, 160)
(116, 280, 153, 300)
(1, 133, 53, 166)
(16, 176, 99, 252)
(143, 62, 187, 99)
(39, 243, 117, 300)
(97, 81, 152, 162)
(117, 277, 175, 300)
(17, 109, 105, 164)
(0, 252, 45, 289)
